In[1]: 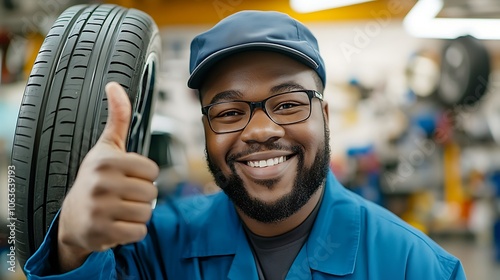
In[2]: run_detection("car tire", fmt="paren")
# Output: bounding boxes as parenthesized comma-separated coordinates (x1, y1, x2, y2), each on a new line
(437, 35, 490, 107)
(10, 4, 161, 267)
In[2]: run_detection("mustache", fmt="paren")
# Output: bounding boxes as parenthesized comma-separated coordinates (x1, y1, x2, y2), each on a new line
(227, 143, 301, 163)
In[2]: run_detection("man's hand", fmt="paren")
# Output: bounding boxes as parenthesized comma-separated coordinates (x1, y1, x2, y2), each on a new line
(57, 82, 159, 272)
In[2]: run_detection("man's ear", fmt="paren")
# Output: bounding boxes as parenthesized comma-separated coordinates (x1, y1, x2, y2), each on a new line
(196, 89, 203, 104)
(321, 100, 329, 124)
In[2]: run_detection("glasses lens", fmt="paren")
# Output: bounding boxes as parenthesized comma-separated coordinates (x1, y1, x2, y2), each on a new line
(208, 101, 250, 133)
(266, 91, 311, 124)
(206, 91, 314, 133)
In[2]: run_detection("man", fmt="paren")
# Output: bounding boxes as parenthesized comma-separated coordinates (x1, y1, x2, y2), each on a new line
(24, 10, 466, 279)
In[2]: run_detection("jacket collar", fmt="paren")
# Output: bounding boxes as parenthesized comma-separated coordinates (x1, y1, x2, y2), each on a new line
(301, 171, 360, 276)
(180, 193, 241, 258)
(181, 170, 360, 278)
(179, 190, 259, 279)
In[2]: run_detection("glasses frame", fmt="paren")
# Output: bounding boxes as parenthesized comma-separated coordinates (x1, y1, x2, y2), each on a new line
(201, 89, 323, 134)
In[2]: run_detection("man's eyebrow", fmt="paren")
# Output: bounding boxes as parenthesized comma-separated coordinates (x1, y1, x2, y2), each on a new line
(209, 90, 243, 104)
(270, 83, 306, 94)
(208, 83, 305, 104)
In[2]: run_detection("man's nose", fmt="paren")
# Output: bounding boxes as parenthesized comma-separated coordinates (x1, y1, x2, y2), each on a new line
(240, 109, 285, 143)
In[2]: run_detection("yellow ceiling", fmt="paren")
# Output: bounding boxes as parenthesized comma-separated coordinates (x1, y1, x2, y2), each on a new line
(105, 0, 416, 26)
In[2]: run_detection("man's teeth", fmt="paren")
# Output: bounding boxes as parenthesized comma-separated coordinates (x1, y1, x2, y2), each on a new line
(247, 156, 286, 167)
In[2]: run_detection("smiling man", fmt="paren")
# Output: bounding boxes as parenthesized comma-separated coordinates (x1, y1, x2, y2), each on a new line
(24, 10, 466, 280)
(201, 51, 330, 228)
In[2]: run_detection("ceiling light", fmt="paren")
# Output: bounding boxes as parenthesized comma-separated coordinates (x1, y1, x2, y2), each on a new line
(403, 0, 500, 40)
(291, 0, 374, 13)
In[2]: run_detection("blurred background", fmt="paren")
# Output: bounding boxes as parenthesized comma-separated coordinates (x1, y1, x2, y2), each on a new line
(1, 0, 500, 279)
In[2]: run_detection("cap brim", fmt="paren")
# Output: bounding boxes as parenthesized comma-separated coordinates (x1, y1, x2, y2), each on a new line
(187, 42, 319, 89)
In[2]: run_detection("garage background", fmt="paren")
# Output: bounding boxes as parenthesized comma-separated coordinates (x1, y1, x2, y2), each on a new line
(1, 0, 500, 279)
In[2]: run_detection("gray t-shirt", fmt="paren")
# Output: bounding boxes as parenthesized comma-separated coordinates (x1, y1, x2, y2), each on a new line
(243, 192, 323, 280)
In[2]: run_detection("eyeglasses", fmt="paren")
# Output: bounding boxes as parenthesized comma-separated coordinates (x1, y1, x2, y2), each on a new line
(201, 90, 323, 134)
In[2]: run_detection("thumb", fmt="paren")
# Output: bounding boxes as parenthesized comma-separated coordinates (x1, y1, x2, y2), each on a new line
(99, 82, 132, 150)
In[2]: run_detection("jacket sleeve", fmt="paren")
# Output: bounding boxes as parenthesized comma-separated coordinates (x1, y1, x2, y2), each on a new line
(23, 212, 166, 280)
(23, 213, 118, 279)
(449, 260, 467, 280)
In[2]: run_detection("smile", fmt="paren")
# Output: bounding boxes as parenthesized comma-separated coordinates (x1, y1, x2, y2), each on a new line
(236, 152, 296, 181)
(247, 156, 288, 168)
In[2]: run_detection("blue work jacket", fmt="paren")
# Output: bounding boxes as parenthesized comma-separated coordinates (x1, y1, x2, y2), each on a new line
(25, 171, 466, 279)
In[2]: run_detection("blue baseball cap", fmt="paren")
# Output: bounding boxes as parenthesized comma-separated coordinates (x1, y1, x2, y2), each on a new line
(187, 10, 326, 89)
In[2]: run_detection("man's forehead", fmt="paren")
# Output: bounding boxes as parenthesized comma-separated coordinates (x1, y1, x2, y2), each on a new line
(198, 51, 315, 90)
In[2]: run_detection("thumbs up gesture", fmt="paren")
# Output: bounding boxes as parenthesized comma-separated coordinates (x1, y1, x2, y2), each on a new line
(57, 82, 159, 272)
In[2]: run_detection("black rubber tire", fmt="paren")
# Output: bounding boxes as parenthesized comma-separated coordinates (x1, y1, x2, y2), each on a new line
(10, 4, 161, 268)
(437, 35, 490, 108)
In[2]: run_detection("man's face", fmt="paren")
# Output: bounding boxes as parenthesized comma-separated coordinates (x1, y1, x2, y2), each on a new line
(200, 51, 330, 223)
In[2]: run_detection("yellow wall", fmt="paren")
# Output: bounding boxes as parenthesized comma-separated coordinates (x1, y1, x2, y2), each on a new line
(105, 0, 416, 26)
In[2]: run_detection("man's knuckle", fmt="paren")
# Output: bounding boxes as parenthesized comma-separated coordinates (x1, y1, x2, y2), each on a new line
(137, 225, 148, 239)
(89, 202, 107, 219)
(145, 185, 158, 200)
(140, 206, 153, 222)
(93, 156, 115, 171)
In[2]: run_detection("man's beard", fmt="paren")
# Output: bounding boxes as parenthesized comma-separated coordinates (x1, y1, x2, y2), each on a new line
(205, 123, 330, 224)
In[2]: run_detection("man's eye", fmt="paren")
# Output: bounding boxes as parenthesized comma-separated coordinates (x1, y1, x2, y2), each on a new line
(215, 110, 244, 118)
(278, 103, 297, 110)
(277, 102, 299, 110)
